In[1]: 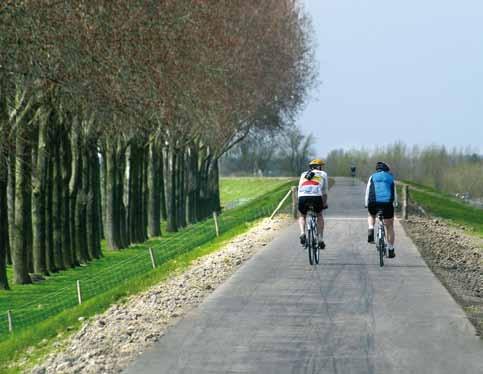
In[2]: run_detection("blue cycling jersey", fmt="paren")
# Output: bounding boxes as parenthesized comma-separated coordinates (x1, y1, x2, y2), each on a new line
(365, 171, 395, 205)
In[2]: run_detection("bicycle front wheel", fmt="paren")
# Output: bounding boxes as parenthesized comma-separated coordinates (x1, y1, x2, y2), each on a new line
(378, 239, 384, 267)
(313, 240, 320, 265)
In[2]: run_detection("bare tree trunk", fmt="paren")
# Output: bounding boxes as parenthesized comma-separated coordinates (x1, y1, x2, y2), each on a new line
(0, 161, 9, 289)
(53, 140, 66, 270)
(105, 138, 125, 250)
(141, 147, 148, 241)
(46, 156, 57, 273)
(117, 148, 128, 248)
(86, 141, 97, 260)
(209, 158, 221, 214)
(198, 151, 212, 220)
(186, 144, 199, 224)
(127, 143, 139, 243)
(90, 149, 102, 258)
(13, 123, 32, 284)
(100, 149, 106, 240)
(61, 123, 74, 268)
(69, 122, 82, 264)
(32, 112, 49, 276)
(105, 143, 117, 249)
(159, 146, 167, 221)
(75, 139, 89, 263)
(7, 151, 15, 265)
(166, 146, 178, 232)
(0, 120, 10, 289)
(148, 141, 161, 237)
(177, 151, 187, 228)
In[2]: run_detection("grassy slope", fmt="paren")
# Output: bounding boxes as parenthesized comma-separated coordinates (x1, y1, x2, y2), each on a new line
(220, 177, 295, 207)
(0, 223, 261, 372)
(0, 179, 296, 369)
(402, 181, 483, 237)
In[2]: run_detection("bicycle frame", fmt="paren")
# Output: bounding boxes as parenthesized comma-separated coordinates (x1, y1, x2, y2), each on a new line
(307, 209, 318, 237)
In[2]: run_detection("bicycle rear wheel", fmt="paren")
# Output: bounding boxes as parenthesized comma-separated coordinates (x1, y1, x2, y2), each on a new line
(307, 229, 314, 265)
(313, 239, 320, 265)
(378, 238, 384, 267)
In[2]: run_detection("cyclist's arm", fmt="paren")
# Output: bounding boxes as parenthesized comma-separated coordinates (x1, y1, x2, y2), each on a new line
(393, 181, 398, 207)
(322, 172, 329, 207)
(322, 173, 329, 195)
(364, 176, 372, 207)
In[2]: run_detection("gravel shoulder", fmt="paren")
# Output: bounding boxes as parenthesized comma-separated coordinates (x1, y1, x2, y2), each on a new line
(401, 215, 483, 337)
(28, 215, 291, 374)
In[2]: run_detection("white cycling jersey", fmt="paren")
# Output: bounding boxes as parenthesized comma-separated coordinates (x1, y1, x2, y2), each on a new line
(298, 170, 328, 198)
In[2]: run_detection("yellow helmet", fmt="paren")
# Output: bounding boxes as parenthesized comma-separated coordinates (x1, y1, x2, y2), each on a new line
(309, 158, 325, 167)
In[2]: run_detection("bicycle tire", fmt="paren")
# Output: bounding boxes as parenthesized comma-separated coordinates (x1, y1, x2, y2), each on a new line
(313, 238, 320, 264)
(307, 229, 314, 265)
(378, 238, 384, 267)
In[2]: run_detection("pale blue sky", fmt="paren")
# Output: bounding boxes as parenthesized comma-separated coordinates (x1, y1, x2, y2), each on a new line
(299, 0, 483, 156)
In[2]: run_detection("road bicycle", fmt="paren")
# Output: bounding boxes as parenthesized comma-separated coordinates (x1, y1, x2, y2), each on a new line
(305, 207, 320, 265)
(376, 210, 387, 267)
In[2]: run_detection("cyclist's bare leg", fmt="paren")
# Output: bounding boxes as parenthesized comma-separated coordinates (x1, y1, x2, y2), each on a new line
(316, 212, 324, 238)
(368, 214, 376, 229)
(385, 218, 395, 246)
(298, 214, 306, 235)
(367, 214, 376, 242)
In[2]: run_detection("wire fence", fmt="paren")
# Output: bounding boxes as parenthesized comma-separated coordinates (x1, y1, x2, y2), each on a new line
(0, 187, 294, 341)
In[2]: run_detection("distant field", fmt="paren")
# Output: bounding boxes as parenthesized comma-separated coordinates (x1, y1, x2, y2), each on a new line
(220, 177, 296, 209)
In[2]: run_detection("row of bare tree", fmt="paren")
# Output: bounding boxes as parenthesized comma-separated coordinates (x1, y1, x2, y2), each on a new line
(0, 1, 316, 289)
(220, 126, 316, 176)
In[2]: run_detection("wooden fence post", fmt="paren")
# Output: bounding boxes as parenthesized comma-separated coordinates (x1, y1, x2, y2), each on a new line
(76, 280, 82, 305)
(270, 189, 293, 220)
(149, 248, 156, 269)
(291, 186, 298, 219)
(402, 185, 409, 220)
(7, 310, 13, 333)
(213, 212, 220, 237)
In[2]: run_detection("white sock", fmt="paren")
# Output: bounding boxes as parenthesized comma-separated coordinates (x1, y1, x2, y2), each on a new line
(318, 233, 323, 241)
(369, 225, 374, 230)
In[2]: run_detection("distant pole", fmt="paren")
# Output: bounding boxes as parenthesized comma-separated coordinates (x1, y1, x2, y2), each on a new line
(213, 212, 220, 237)
(76, 280, 82, 305)
(403, 185, 409, 220)
(291, 186, 298, 219)
(149, 248, 156, 269)
(7, 310, 13, 333)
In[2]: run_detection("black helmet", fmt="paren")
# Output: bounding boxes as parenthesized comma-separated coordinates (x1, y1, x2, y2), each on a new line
(376, 161, 390, 172)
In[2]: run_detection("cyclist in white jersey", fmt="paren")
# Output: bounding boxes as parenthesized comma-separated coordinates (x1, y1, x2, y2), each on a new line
(298, 159, 329, 249)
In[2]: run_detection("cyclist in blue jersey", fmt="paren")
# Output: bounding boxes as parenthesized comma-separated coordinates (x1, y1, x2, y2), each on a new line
(365, 162, 398, 258)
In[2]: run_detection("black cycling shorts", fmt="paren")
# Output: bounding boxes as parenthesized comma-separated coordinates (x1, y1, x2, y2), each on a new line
(298, 196, 323, 215)
(368, 203, 394, 219)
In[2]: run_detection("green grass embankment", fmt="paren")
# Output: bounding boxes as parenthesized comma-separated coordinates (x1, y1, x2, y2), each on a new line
(220, 177, 295, 208)
(401, 181, 483, 237)
(0, 179, 296, 369)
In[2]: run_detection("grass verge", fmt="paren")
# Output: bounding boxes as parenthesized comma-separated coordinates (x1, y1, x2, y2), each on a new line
(220, 177, 295, 208)
(402, 181, 483, 237)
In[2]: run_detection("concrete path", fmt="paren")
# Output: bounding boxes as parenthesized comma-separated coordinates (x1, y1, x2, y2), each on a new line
(125, 177, 483, 374)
